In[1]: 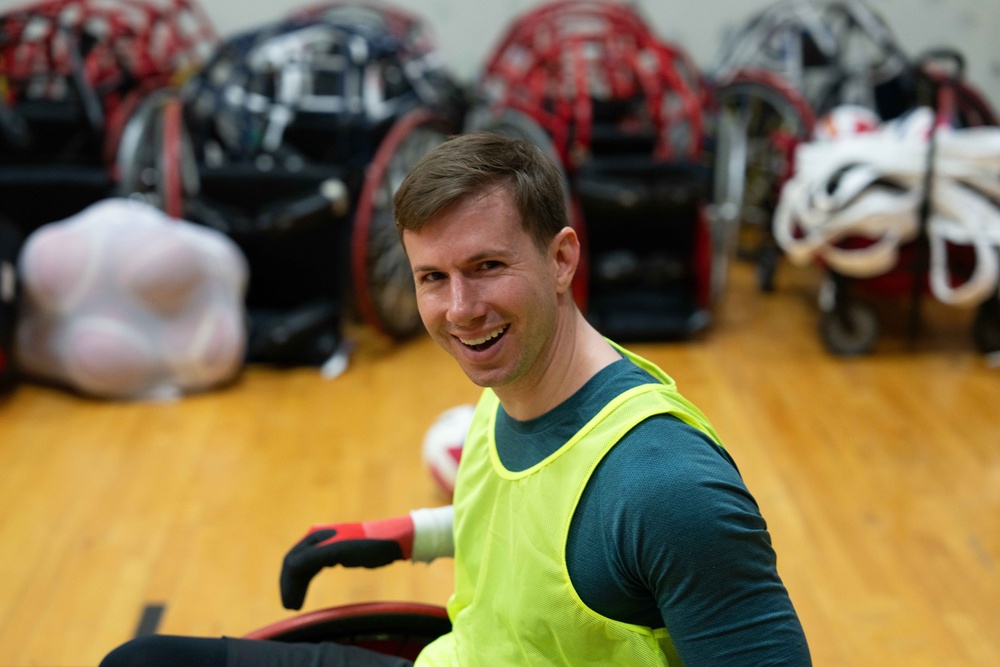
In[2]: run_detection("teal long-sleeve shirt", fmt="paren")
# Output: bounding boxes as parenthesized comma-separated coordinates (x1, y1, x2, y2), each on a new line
(492, 357, 811, 666)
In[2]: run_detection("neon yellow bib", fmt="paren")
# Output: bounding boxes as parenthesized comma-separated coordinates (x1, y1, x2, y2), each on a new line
(417, 345, 722, 666)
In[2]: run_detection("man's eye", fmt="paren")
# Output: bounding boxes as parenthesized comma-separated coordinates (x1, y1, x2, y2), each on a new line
(420, 272, 446, 283)
(480, 261, 502, 271)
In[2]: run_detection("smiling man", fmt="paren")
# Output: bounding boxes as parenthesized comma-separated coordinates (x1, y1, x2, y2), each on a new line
(100, 134, 810, 667)
(389, 133, 811, 665)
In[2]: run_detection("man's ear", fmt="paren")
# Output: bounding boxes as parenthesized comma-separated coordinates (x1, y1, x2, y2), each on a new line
(550, 226, 580, 294)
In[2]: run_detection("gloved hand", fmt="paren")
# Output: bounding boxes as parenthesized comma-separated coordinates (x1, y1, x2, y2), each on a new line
(280, 515, 415, 610)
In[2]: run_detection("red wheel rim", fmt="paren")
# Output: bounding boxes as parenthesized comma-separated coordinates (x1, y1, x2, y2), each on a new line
(350, 107, 451, 337)
(161, 96, 184, 219)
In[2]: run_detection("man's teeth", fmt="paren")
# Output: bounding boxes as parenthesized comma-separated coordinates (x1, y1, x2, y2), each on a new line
(460, 326, 507, 346)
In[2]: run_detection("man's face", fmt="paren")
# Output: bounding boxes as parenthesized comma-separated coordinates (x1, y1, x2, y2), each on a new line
(403, 186, 563, 392)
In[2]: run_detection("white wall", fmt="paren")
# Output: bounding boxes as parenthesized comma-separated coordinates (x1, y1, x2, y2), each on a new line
(2, 0, 999, 111)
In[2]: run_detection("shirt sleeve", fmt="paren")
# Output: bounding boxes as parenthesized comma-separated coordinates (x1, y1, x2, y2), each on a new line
(599, 416, 812, 665)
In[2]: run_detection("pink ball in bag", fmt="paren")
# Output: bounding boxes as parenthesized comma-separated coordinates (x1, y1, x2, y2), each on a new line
(16, 198, 249, 400)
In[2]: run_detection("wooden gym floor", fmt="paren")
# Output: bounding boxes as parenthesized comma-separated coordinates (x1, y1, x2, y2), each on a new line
(0, 258, 998, 666)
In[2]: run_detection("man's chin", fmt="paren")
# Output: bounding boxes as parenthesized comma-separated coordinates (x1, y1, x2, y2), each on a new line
(456, 361, 501, 388)
(454, 357, 511, 390)
(462, 373, 493, 389)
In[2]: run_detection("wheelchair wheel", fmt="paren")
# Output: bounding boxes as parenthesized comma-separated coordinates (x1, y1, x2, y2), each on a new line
(116, 89, 199, 219)
(819, 297, 879, 356)
(712, 69, 815, 294)
(467, 107, 589, 311)
(467, 107, 564, 178)
(917, 73, 999, 129)
(950, 81, 998, 127)
(243, 602, 450, 660)
(913, 51, 999, 129)
(351, 108, 452, 340)
(972, 295, 1000, 354)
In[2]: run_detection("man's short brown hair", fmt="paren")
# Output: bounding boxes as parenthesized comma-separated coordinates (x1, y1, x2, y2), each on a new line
(394, 133, 568, 251)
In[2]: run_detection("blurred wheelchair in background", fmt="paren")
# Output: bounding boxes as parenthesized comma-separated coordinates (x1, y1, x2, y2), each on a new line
(469, 0, 716, 340)
(708, 0, 998, 292)
(0, 0, 216, 232)
(117, 1, 466, 362)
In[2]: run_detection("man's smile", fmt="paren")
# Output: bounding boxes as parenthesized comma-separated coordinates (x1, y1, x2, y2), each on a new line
(458, 325, 509, 351)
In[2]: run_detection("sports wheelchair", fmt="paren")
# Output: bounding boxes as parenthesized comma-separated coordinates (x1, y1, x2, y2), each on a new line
(244, 601, 450, 660)
(0, 0, 215, 233)
(772, 51, 1000, 356)
(117, 1, 465, 359)
(708, 0, 998, 292)
(469, 0, 715, 340)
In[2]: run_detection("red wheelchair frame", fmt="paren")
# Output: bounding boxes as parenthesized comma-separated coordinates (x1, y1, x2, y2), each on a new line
(0, 0, 215, 231)
(480, 0, 704, 171)
(244, 602, 450, 660)
(472, 1, 716, 340)
(0, 0, 215, 161)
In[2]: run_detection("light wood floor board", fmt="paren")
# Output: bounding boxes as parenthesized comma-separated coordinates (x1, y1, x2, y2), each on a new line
(0, 259, 997, 666)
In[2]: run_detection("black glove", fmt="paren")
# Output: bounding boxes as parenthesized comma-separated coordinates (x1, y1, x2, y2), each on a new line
(280, 517, 414, 610)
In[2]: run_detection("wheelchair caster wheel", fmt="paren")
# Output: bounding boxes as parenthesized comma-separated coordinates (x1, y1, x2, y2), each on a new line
(756, 244, 780, 293)
(972, 297, 1000, 354)
(819, 299, 878, 356)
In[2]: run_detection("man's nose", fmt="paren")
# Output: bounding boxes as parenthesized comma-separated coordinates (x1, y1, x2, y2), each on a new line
(446, 277, 485, 325)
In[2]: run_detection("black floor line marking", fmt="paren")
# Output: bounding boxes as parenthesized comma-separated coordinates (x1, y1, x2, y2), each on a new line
(134, 603, 166, 638)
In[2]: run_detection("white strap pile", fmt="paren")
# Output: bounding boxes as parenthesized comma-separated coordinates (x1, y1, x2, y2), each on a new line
(774, 107, 1000, 307)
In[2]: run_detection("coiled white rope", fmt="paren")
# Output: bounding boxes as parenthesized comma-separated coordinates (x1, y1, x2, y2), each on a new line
(774, 107, 1000, 307)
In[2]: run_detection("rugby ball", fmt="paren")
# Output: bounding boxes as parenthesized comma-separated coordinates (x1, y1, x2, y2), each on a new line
(422, 404, 475, 499)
